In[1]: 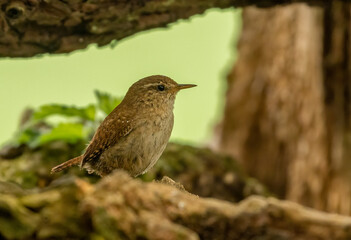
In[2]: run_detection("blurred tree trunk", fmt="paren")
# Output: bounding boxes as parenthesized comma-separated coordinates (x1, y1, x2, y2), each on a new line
(214, 1, 351, 214)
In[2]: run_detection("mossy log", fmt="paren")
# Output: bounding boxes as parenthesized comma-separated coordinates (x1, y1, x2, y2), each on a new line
(1, 171, 351, 239)
(0, 142, 268, 202)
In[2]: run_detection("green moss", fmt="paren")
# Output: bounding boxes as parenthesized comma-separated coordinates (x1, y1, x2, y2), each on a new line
(0, 194, 40, 239)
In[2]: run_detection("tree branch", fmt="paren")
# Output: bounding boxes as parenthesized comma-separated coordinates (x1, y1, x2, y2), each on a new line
(2, 171, 351, 239)
(0, 0, 348, 57)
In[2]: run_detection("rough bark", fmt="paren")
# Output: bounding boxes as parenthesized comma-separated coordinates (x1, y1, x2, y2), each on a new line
(0, 0, 349, 57)
(215, 2, 351, 214)
(2, 171, 351, 240)
(322, 2, 351, 214)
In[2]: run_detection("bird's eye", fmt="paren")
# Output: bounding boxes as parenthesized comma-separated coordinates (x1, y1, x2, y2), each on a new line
(157, 85, 165, 91)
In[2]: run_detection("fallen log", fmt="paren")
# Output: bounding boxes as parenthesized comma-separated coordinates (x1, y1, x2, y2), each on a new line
(1, 171, 351, 239)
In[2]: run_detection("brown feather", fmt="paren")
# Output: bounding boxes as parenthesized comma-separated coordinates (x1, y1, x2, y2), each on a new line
(51, 155, 82, 173)
(81, 104, 135, 168)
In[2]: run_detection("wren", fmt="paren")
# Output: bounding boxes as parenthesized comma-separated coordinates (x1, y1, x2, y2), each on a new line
(51, 75, 196, 177)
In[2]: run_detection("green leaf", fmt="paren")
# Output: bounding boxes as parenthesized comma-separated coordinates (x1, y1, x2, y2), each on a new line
(15, 128, 40, 145)
(94, 90, 122, 115)
(33, 104, 96, 121)
(38, 123, 87, 145)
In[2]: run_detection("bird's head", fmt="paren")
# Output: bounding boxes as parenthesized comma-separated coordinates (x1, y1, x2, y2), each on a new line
(123, 75, 196, 109)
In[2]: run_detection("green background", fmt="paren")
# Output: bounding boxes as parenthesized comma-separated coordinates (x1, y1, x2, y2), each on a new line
(0, 9, 241, 146)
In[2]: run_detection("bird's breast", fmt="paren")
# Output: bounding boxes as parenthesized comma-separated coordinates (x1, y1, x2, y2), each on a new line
(137, 112, 173, 174)
(99, 110, 174, 177)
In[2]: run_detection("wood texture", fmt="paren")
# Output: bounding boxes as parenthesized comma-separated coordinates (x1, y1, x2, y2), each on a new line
(322, 2, 351, 213)
(215, 2, 351, 214)
(0, 0, 349, 57)
(3, 171, 351, 239)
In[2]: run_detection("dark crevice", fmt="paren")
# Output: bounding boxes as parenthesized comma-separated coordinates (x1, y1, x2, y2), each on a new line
(343, 6, 350, 129)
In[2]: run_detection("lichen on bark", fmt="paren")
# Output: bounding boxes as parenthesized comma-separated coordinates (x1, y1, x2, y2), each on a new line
(0, 0, 347, 57)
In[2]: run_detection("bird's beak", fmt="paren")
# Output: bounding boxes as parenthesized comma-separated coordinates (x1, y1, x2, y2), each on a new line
(177, 84, 197, 90)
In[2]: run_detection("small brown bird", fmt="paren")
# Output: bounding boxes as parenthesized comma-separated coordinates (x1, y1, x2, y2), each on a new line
(51, 75, 196, 177)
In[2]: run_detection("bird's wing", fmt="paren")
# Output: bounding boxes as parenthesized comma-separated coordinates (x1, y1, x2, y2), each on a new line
(81, 112, 134, 167)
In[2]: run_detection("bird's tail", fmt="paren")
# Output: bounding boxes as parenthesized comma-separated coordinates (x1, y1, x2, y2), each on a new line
(51, 155, 83, 174)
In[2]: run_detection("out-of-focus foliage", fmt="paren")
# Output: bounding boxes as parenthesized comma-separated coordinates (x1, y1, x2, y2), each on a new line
(9, 91, 122, 149)
(33, 104, 96, 121)
(94, 90, 122, 115)
(0, 90, 120, 188)
(39, 123, 88, 145)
